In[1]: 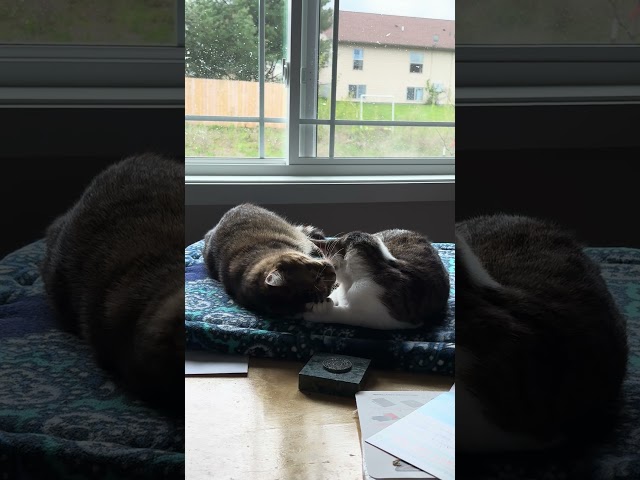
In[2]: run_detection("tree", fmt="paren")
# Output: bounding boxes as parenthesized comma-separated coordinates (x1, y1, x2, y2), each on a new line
(186, 0, 333, 82)
(423, 80, 441, 105)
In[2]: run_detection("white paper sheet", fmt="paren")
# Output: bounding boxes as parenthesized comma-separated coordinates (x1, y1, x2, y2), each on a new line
(366, 391, 455, 480)
(184, 350, 249, 375)
(356, 391, 442, 479)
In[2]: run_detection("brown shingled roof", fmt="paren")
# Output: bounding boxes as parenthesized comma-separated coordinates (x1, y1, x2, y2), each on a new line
(325, 11, 455, 50)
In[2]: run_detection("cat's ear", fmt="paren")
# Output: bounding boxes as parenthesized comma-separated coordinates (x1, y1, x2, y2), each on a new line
(265, 269, 285, 287)
(311, 238, 329, 252)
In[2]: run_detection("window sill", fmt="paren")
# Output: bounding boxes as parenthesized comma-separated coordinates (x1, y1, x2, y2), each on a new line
(185, 175, 454, 205)
(456, 85, 640, 106)
(0, 87, 184, 107)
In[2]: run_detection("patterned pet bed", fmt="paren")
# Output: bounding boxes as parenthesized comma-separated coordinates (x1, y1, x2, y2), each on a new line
(458, 247, 640, 480)
(0, 241, 184, 480)
(185, 239, 456, 375)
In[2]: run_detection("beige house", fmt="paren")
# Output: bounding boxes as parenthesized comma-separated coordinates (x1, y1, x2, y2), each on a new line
(319, 12, 455, 105)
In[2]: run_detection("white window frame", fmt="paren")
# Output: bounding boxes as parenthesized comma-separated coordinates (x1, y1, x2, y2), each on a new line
(407, 87, 424, 102)
(456, 45, 640, 105)
(348, 84, 367, 98)
(0, 0, 185, 106)
(185, 0, 455, 180)
(353, 47, 364, 70)
(409, 51, 424, 73)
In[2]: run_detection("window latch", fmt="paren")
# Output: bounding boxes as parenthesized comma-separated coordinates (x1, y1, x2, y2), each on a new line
(282, 58, 290, 86)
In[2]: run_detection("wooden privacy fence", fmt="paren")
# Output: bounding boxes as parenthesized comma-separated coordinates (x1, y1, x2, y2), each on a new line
(185, 77, 286, 128)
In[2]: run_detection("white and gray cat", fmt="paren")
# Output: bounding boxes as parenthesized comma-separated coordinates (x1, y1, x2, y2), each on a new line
(456, 214, 628, 453)
(303, 230, 450, 329)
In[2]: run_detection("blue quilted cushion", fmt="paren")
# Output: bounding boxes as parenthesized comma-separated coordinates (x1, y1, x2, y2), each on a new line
(185, 239, 456, 375)
(0, 241, 184, 480)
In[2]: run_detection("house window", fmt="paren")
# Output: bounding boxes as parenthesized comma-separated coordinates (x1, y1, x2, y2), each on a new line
(353, 48, 364, 70)
(348, 84, 367, 99)
(185, 1, 455, 170)
(410, 51, 424, 73)
(407, 87, 424, 101)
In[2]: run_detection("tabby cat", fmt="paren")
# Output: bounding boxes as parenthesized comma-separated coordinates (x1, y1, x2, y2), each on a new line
(456, 214, 628, 452)
(41, 154, 184, 412)
(203, 203, 336, 316)
(304, 230, 450, 329)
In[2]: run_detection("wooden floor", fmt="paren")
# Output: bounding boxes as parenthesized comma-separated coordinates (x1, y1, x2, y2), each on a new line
(186, 357, 453, 480)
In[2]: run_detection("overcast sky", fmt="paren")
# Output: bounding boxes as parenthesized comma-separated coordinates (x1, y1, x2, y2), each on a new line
(340, 0, 455, 21)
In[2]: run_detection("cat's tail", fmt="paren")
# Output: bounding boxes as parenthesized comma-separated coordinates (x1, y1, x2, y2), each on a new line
(297, 224, 327, 240)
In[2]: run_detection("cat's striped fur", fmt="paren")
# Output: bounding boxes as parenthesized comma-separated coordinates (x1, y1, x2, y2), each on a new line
(41, 154, 184, 412)
(204, 203, 336, 316)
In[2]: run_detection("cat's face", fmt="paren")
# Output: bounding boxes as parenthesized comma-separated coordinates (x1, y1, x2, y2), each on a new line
(262, 252, 336, 304)
(314, 232, 383, 281)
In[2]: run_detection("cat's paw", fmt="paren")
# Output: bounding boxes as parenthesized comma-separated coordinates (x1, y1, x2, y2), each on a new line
(317, 297, 334, 313)
(303, 298, 333, 320)
(298, 224, 326, 240)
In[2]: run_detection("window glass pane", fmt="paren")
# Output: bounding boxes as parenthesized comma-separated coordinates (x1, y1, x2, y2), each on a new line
(186, 0, 258, 85)
(265, 122, 287, 158)
(186, 121, 260, 158)
(186, 78, 259, 118)
(332, 125, 454, 158)
(332, 6, 454, 107)
(186, 120, 285, 158)
(353, 48, 364, 60)
(263, 0, 288, 157)
(306, 125, 330, 157)
(407, 87, 415, 101)
(313, 0, 336, 120)
(318, 101, 455, 121)
(265, 0, 288, 83)
(406, 87, 426, 102)
(458, 0, 640, 44)
(0, 0, 177, 45)
(409, 51, 424, 63)
(316, 1, 454, 117)
(185, 0, 287, 158)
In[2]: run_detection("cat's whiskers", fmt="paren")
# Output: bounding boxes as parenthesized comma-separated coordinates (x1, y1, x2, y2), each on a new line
(325, 239, 341, 261)
(315, 262, 327, 281)
(329, 247, 345, 264)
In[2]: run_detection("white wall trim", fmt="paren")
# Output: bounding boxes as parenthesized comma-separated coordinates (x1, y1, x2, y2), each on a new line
(0, 87, 184, 106)
(185, 179, 454, 205)
(185, 161, 455, 176)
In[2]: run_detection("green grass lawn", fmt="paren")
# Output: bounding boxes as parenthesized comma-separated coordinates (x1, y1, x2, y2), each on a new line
(186, 101, 455, 158)
(318, 100, 455, 122)
(0, 0, 175, 44)
(457, 0, 640, 44)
